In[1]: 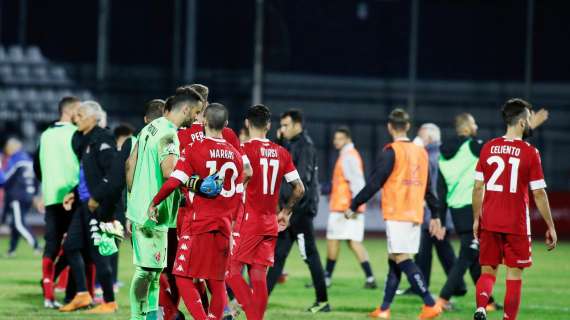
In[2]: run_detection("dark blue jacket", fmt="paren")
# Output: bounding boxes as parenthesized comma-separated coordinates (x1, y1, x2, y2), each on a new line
(0, 151, 37, 203)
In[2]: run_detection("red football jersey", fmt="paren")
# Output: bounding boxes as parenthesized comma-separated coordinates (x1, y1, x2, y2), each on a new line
(240, 138, 299, 236)
(171, 137, 244, 237)
(475, 137, 546, 235)
(178, 122, 241, 152)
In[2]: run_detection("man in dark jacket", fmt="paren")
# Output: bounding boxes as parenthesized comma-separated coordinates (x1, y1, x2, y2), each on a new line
(266, 109, 330, 313)
(1, 137, 41, 256)
(59, 101, 124, 314)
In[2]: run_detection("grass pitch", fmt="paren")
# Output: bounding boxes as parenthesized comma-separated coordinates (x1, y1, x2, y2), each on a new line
(0, 237, 568, 319)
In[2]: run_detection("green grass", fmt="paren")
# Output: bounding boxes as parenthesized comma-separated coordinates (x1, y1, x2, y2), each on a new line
(0, 237, 569, 319)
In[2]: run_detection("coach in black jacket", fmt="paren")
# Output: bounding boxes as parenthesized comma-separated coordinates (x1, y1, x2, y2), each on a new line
(60, 101, 123, 313)
(267, 109, 330, 313)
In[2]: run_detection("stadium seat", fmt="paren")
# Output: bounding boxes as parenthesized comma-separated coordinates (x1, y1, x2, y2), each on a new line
(49, 66, 69, 84)
(31, 65, 49, 84)
(14, 65, 31, 83)
(25, 46, 45, 63)
(5, 88, 20, 101)
(7, 46, 25, 63)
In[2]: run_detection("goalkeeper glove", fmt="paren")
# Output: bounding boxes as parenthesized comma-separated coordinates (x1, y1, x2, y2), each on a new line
(188, 172, 223, 197)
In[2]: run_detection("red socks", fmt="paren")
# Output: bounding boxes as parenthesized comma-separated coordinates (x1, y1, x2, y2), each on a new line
(504, 279, 522, 320)
(226, 262, 256, 319)
(476, 273, 496, 308)
(176, 276, 207, 320)
(41, 257, 55, 300)
(249, 264, 269, 320)
(195, 280, 209, 312)
(159, 274, 178, 320)
(206, 279, 227, 319)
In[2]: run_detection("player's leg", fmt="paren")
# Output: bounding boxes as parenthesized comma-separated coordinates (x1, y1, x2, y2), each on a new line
(347, 240, 376, 288)
(159, 227, 180, 320)
(175, 276, 207, 320)
(372, 256, 401, 318)
(249, 263, 269, 320)
(206, 279, 227, 319)
(42, 205, 70, 306)
(473, 229, 503, 320)
(266, 229, 294, 294)
(325, 212, 342, 286)
(60, 206, 93, 312)
(325, 239, 339, 285)
(226, 260, 256, 318)
(413, 228, 433, 292)
(11, 200, 39, 250)
(295, 217, 330, 312)
(438, 231, 477, 306)
(434, 230, 466, 295)
(85, 226, 117, 314)
(500, 233, 532, 320)
(129, 224, 168, 320)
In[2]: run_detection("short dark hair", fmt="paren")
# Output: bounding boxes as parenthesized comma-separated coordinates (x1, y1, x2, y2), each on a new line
(502, 98, 532, 126)
(335, 126, 351, 139)
(280, 109, 303, 124)
(114, 123, 135, 138)
(58, 96, 80, 115)
(165, 88, 203, 112)
(388, 108, 411, 131)
(144, 99, 165, 121)
(204, 103, 228, 130)
(246, 104, 271, 129)
(176, 84, 208, 102)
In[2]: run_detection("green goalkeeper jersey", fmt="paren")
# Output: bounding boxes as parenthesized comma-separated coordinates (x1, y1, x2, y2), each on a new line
(127, 117, 180, 230)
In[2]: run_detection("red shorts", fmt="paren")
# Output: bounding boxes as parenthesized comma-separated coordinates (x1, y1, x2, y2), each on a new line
(172, 231, 230, 281)
(176, 206, 191, 237)
(232, 234, 277, 267)
(479, 229, 532, 269)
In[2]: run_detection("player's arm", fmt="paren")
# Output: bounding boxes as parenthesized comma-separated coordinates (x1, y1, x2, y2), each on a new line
(241, 154, 252, 185)
(424, 171, 442, 237)
(125, 142, 138, 193)
(530, 108, 549, 129)
(472, 179, 485, 241)
(277, 173, 305, 231)
(532, 188, 557, 251)
(348, 147, 394, 217)
(341, 153, 365, 195)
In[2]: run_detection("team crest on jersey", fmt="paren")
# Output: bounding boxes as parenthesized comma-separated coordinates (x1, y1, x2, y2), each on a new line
(154, 251, 161, 263)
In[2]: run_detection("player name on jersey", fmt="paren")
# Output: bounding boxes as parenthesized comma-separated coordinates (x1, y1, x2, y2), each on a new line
(261, 147, 278, 158)
(209, 149, 235, 160)
(490, 145, 521, 157)
(191, 131, 204, 142)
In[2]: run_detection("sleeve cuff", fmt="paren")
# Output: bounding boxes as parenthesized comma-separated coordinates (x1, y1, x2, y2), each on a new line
(474, 171, 484, 181)
(530, 179, 547, 190)
(171, 170, 189, 184)
(284, 170, 301, 183)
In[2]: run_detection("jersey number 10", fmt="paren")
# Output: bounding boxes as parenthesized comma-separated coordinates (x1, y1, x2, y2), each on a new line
(206, 161, 238, 197)
(486, 155, 520, 193)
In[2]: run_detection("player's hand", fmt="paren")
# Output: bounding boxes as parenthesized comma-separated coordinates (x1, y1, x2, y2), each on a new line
(435, 227, 446, 241)
(62, 193, 75, 211)
(88, 198, 100, 213)
(530, 108, 549, 129)
(126, 220, 132, 235)
(429, 218, 442, 237)
(473, 218, 480, 241)
(277, 210, 292, 232)
(344, 209, 356, 220)
(148, 203, 159, 223)
(33, 196, 45, 214)
(545, 227, 557, 251)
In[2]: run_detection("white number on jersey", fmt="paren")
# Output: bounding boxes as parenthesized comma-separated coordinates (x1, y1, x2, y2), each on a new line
(486, 155, 520, 193)
(260, 158, 279, 195)
(206, 160, 238, 197)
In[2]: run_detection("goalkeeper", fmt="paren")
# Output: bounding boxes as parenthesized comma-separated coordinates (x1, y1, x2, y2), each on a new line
(125, 90, 204, 320)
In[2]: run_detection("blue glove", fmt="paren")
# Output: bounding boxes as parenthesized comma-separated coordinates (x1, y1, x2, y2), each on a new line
(188, 173, 223, 197)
